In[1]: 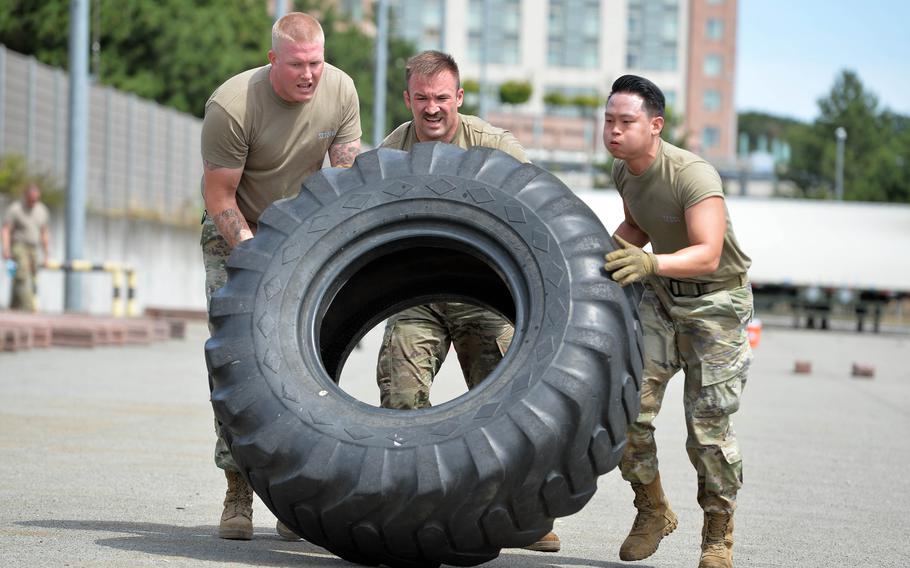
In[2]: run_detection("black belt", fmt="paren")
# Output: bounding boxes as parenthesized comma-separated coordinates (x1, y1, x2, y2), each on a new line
(666, 274, 747, 297)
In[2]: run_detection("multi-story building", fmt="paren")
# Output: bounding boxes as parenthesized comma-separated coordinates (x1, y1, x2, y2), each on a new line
(342, 0, 738, 179)
(685, 0, 738, 164)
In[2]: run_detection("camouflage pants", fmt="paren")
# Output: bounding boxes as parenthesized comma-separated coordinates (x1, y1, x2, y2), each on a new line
(620, 281, 753, 514)
(9, 242, 38, 311)
(200, 218, 240, 472)
(376, 303, 513, 409)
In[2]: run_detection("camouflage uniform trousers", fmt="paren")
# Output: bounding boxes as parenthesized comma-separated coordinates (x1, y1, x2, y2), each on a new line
(201, 218, 241, 472)
(376, 302, 513, 409)
(9, 241, 39, 311)
(620, 281, 754, 514)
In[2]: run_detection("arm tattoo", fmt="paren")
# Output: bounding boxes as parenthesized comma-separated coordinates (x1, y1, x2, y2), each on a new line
(329, 140, 361, 168)
(212, 208, 252, 248)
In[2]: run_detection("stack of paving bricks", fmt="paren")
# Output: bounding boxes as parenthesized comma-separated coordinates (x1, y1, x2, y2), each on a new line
(0, 311, 182, 351)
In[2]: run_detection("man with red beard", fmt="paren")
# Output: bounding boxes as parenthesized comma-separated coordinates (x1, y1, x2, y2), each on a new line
(200, 12, 361, 542)
(602, 75, 752, 568)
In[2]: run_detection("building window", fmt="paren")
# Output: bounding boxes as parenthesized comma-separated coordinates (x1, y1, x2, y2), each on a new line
(626, 0, 679, 71)
(662, 15, 678, 41)
(664, 89, 676, 110)
(707, 0, 725, 4)
(703, 90, 721, 111)
(468, 0, 522, 65)
(706, 18, 724, 40)
(703, 126, 720, 149)
(703, 54, 723, 77)
(547, 0, 600, 68)
(390, 0, 446, 51)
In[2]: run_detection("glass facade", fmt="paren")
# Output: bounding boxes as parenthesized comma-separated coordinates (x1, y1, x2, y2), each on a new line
(703, 89, 721, 111)
(390, 0, 446, 52)
(468, 0, 522, 65)
(626, 0, 680, 71)
(707, 18, 724, 40)
(702, 126, 720, 148)
(547, 0, 600, 68)
(703, 53, 723, 77)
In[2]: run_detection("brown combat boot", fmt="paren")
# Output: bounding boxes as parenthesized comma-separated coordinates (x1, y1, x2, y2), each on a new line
(218, 470, 253, 540)
(698, 512, 734, 568)
(619, 472, 678, 561)
(523, 531, 560, 553)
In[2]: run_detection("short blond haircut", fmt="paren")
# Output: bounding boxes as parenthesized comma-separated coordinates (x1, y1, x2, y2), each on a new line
(272, 12, 324, 51)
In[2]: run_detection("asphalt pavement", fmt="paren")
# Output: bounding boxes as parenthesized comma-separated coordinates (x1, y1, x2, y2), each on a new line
(1, 320, 908, 567)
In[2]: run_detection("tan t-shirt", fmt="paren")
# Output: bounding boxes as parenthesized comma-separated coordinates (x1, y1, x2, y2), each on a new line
(612, 139, 751, 283)
(4, 200, 49, 247)
(201, 63, 361, 223)
(381, 113, 529, 162)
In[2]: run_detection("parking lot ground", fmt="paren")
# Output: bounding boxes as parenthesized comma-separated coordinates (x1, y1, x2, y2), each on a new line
(1, 320, 908, 567)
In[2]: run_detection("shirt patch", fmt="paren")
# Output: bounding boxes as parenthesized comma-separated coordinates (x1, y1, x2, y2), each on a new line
(317, 130, 337, 140)
(662, 214, 681, 223)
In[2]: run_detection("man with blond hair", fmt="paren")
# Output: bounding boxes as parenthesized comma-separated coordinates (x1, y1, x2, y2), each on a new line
(200, 11, 361, 541)
(377, 50, 560, 554)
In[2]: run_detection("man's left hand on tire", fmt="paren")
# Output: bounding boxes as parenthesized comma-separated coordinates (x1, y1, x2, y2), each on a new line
(604, 235, 659, 286)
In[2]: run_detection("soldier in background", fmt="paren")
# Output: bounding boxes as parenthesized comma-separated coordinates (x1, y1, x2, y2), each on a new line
(377, 50, 560, 554)
(200, 11, 361, 542)
(2, 183, 50, 311)
(602, 75, 753, 568)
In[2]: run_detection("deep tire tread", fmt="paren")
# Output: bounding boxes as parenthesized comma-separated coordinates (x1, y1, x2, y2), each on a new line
(206, 144, 642, 568)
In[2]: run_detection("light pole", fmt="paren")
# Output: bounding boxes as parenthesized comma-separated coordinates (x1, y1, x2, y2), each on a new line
(65, 0, 89, 311)
(373, 0, 389, 147)
(835, 126, 847, 200)
(478, 0, 492, 119)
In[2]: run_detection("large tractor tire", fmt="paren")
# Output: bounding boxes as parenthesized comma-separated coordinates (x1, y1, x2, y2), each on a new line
(205, 142, 642, 567)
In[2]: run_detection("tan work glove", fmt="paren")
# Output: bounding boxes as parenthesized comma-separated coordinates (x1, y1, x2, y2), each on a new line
(604, 235, 659, 287)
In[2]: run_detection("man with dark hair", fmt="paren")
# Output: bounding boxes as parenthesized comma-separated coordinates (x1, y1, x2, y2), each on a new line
(602, 74, 752, 568)
(378, 50, 559, 554)
(201, 11, 361, 542)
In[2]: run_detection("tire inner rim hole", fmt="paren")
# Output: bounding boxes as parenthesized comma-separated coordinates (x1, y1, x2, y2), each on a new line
(318, 242, 517, 409)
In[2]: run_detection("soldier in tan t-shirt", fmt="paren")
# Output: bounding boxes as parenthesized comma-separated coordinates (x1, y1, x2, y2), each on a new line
(376, 50, 560, 554)
(200, 12, 361, 543)
(602, 75, 752, 568)
(2, 183, 50, 311)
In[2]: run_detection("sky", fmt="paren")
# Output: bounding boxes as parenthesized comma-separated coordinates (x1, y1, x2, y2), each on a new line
(735, 0, 910, 121)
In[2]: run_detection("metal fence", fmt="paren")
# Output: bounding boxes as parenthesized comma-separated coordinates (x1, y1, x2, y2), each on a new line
(0, 45, 204, 225)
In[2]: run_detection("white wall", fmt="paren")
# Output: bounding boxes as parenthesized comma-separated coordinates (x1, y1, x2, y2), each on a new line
(1, 206, 206, 315)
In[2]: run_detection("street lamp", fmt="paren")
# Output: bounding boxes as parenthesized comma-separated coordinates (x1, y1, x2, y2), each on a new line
(835, 126, 847, 200)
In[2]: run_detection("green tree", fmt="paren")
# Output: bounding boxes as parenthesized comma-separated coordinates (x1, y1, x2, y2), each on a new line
(660, 105, 688, 149)
(498, 80, 532, 106)
(543, 91, 568, 108)
(0, 154, 64, 207)
(0, 0, 272, 116)
(310, 5, 415, 145)
(461, 78, 480, 116)
(778, 70, 909, 202)
(0, 0, 417, 139)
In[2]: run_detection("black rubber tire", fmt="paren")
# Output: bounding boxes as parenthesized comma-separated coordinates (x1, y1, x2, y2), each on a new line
(206, 142, 642, 567)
